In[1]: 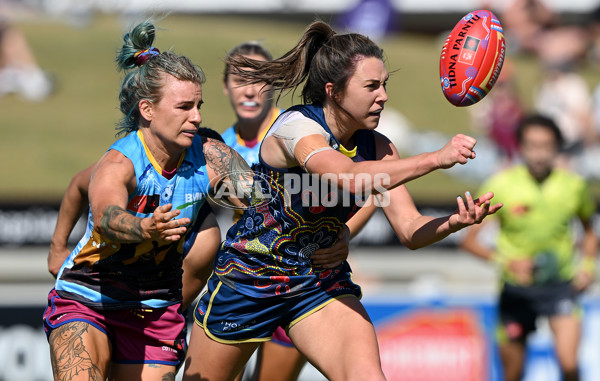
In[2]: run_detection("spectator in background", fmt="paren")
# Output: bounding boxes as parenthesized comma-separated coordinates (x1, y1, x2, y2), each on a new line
(533, 25, 595, 164)
(581, 6, 600, 180)
(585, 4, 600, 71)
(501, 0, 558, 55)
(0, 20, 53, 101)
(470, 59, 525, 164)
(461, 114, 598, 381)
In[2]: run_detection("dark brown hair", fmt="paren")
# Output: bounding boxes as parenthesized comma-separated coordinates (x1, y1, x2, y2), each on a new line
(517, 114, 564, 149)
(224, 21, 384, 104)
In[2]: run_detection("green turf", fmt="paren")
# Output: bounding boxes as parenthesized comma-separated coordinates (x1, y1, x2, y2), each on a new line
(2, 13, 599, 203)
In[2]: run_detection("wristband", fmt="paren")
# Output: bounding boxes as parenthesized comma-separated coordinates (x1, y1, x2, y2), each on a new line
(488, 251, 506, 267)
(580, 256, 596, 277)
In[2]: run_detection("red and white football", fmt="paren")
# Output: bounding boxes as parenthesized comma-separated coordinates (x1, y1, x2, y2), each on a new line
(439, 9, 506, 107)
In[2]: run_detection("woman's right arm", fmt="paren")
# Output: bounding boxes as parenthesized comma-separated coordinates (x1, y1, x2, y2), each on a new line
(301, 132, 477, 195)
(89, 150, 190, 243)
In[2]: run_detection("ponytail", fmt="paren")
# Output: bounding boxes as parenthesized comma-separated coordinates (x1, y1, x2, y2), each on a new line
(225, 21, 383, 105)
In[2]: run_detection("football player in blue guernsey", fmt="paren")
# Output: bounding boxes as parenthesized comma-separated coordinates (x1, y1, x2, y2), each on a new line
(220, 41, 310, 381)
(183, 21, 503, 381)
(42, 21, 254, 381)
(46, 128, 226, 311)
(221, 42, 282, 166)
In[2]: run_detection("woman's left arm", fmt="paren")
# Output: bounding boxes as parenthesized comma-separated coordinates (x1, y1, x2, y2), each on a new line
(203, 138, 254, 208)
(375, 132, 502, 249)
(383, 186, 500, 249)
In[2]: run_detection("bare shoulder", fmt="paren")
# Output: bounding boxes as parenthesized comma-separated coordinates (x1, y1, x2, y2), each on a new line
(91, 149, 136, 192)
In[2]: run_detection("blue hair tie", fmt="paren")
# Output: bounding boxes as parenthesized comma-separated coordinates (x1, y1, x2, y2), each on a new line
(134, 47, 160, 66)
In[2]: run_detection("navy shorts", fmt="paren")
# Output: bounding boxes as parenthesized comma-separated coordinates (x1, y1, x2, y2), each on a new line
(194, 272, 361, 344)
(497, 281, 580, 342)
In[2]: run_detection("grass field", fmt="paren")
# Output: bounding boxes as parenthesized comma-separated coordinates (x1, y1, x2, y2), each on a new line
(2, 13, 600, 203)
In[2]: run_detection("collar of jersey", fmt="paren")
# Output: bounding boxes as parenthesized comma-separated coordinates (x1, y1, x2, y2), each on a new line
(338, 143, 357, 158)
(137, 129, 185, 176)
(236, 107, 280, 147)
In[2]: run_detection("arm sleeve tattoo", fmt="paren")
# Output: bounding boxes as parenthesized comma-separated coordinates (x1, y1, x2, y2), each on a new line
(203, 138, 253, 205)
(99, 205, 145, 242)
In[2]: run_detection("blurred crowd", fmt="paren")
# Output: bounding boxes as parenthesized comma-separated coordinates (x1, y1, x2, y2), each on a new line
(379, 0, 600, 183)
(5, 0, 600, 181)
(0, 1, 53, 101)
(471, 0, 600, 181)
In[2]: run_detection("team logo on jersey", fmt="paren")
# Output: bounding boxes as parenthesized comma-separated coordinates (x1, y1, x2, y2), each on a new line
(128, 194, 161, 213)
(161, 184, 174, 202)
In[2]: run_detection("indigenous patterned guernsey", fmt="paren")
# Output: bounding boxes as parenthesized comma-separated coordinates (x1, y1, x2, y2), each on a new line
(215, 104, 376, 298)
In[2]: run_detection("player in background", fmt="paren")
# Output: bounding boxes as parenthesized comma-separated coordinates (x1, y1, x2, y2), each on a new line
(221, 42, 280, 166)
(461, 114, 598, 381)
(221, 40, 309, 381)
(182, 21, 502, 381)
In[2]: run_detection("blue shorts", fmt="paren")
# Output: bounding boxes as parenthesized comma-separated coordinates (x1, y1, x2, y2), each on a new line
(194, 272, 361, 344)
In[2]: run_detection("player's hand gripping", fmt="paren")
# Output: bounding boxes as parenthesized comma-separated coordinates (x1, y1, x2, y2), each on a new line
(311, 225, 350, 269)
(141, 204, 190, 243)
(449, 191, 503, 231)
(436, 134, 477, 169)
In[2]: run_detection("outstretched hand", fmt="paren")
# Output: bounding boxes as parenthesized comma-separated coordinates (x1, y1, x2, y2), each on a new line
(436, 134, 477, 169)
(142, 203, 190, 243)
(449, 191, 502, 231)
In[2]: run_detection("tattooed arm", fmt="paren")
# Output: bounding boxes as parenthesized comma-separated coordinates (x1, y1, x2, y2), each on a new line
(203, 138, 253, 208)
(89, 150, 190, 243)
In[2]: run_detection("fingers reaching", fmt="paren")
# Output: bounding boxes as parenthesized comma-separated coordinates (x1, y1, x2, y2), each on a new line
(453, 190, 503, 230)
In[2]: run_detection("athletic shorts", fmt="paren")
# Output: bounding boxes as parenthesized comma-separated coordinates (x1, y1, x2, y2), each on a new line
(194, 273, 361, 344)
(497, 281, 580, 342)
(43, 288, 186, 366)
